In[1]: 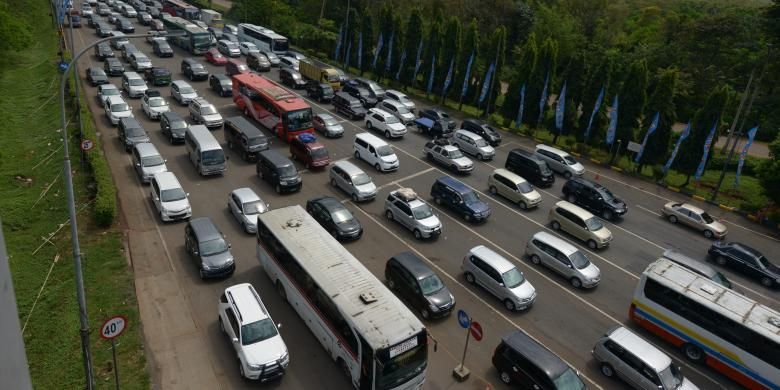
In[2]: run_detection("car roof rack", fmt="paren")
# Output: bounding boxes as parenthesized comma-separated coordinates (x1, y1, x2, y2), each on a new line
(395, 188, 417, 202)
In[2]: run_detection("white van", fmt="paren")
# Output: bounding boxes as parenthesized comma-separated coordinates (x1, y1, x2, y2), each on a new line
(352, 132, 399, 172)
(185, 124, 227, 176)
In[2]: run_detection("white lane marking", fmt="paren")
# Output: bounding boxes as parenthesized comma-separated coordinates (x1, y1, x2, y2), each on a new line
(722, 220, 780, 243)
(349, 203, 605, 390)
(375, 167, 435, 192)
(493, 141, 515, 150)
(637, 205, 661, 216)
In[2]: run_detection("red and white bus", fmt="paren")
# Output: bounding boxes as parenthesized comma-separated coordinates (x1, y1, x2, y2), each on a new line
(232, 73, 314, 142)
(162, 0, 200, 21)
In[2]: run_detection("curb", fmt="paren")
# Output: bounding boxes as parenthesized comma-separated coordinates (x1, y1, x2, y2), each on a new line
(570, 152, 581, 157)
(691, 194, 706, 202)
(666, 186, 680, 193)
(590, 158, 602, 164)
(610, 166, 622, 172)
(718, 204, 736, 212)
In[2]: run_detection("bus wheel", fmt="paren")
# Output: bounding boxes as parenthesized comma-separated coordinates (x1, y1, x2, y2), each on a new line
(276, 280, 287, 301)
(682, 343, 704, 363)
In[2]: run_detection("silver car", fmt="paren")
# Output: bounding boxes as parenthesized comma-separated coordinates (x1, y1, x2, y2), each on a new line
(132, 142, 167, 183)
(329, 160, 377, 202)
(462, 245, 536, 311)
(525, 231, 601, 288)
(188, 97, 224, 128)
(313, 113, 344, 138)
(96, 83, 121, 105)
(228, 187, 269, 233)
(384, 188, 442, 239)
(171, 80, 198, 105)
(121, 71, 147, 98)
(661, 201, 727, 239)
(535, 144, 585, 179)
(423, 140, 474, 173)
(452, 130, 495, 161)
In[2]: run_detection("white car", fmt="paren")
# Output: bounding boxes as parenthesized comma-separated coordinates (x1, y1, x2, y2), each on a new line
(121, 71, 148, 98)
(129, 52, 152, 71)
(218, 283, 289, 381)
(228, 188, 269, 233)
(239, 41, 260, 56)
(103, 95, 133, 125)
(141, 92, 170, 120)
(80, 4, 93, 16)
(188, 97, 224, 128)
(365, 108, 407, 139)
(96, 83, 121, 104)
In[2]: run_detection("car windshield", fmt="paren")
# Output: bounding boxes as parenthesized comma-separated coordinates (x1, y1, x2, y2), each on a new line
(395, 105, 410, 114)
(247, 136, 265, 146)
(713, 271, 732, 288)
(149, 98, 166, 107)
(180, 86, 195, 94)
(385, 115, 400, 124)
(585, 217, 604, 231)
(439, 111, 450, 119)
(376, 145, 394, 157)
(539, 162, 552, 175)
(569, 251, 591, 269)
(474, 138, 489, 147)
(170, 120, 186, 129)
(242, 200, 265, 215)
(758, 256, 771, 269)
(700, 212, 714, 224)
(213, 51, 224, 58)
(160, 187, 185, 202)
(202, 150, 225, 165)
(419, 274, 445, 295)
(90, 69, 103, 76)
(597, 188, 614, 201)
(126, 127, 145, 137)
(141, 155, 164, 166)
(286, 109, 313, 131)
(553, 368, 585, 390)
(265, 52, 278, 60)
(129, 78, 145, 86)
(103, 88, 119, 96)
(331, 208, 353, 224)
(352, 173, 371, 186)
(237, 64, 248, 72)
(111, 103, 129, 112)
(200, 105, 218, 115)
(564, 155, 578, 165)
(278, 165, 297, 177)
(658, 364, 683, 390)
(517, 181, 533, 193)
(462, 191, 479, 204)
(200, 237, 228, 256)
(322, 85, 334, 93)
(323, 117, 338, 126)
(411, 204, 433, 220)
(241, 318, 279, 345)
(501, 268, 525, 288)
(448, 149, 464, 159)
(310, 147, 328, 159)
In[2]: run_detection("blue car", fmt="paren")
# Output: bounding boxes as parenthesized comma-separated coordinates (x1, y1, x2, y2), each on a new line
(430, 176, 491, 223)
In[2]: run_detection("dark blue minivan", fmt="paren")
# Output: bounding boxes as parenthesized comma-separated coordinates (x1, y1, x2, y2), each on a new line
(430, 176, 491, 223)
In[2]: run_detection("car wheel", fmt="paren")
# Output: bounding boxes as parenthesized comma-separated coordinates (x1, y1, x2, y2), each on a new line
(567, 194, 577, 203)
(243, 221, 251, 234)
(330, 178, 337, 187)
(169, 134, 174, 144)
(570, 277, 582, 288)
(239, 361, 246, 379)
(465, 272, 475, 284)
(366, 121, 372, 129)
(275, 184, 282, 194)
(218, 316, 225, 333)
(703, 230, 714, 239)
(354, 151, 361, 160)
(602, 210, 613, 220)
(464, 213, 471, 222)
(413, 229, 423, 240)
(477, 153, 483, 161)
(551, 221, 560, 230)
(385, 210, 394, 221)
(421, 308, 430, 320)
(276, 280, 287, 301)
(761, 277, 773, 287)
(374, 163, 381, 171)
(351, 193, 358, 202)
(244, 107, 249, 117)
(427, 153, 434, 160)
(385, 130, 391, 139)
(600, 363, 615, 378)
(715, 255, 727, 265)
(564, 171, 572, 179)
(587, 240, 598, 250)
(519, 201, 528, 210)
(499, 371, 512, 385)
(434, 197, 442, 205)
(330, 229, 338, 239)
(530, 254, 541, 265)
(489, 185, 497, 195)
(668, 215, 678, 223)
(387, 278, 396, 290)
(683, 343, 704, 363)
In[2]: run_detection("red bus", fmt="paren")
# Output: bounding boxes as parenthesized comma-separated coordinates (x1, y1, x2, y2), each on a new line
(232, 73, 314, 142)
(162, 0, 200, 21)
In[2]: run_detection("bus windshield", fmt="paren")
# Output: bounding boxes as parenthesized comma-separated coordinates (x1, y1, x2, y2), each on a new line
(274, 39, 289, 52)
(286, 109, 313, 131)
(376, 338, 427, 390)
(192, 33, 211, 48)
(202, 150, 225, 165)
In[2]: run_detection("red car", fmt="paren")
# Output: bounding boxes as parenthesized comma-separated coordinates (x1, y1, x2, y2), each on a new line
(205, 48, 228, 65)
(290, 133, 329, 169)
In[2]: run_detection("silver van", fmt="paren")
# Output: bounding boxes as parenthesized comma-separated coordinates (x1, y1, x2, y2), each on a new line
(452, 130, 495, 161)
(549, 201, 612, 249)
(535, 144, 584, 178)
(593, 326, 699, 390)
(353, 132, 399, 172)
(525, 231, 601, 288)
(379, 99, 416, 125)
(488, 168, 541, 210)
(329, 160, 377, 202)
(461, 245, 536, 311)
(132, 142, 167, 183)
(185, 125, 227, 176)
(150, 171, 191, 222)
(661, 249, 732, 289)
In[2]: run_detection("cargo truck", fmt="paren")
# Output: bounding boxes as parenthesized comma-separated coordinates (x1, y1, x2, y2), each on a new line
(298, 59, 341, 90)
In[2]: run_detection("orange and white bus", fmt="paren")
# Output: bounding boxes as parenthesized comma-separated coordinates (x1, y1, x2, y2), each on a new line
(630, 258, 780, 390)
(232, 73, 314, 142)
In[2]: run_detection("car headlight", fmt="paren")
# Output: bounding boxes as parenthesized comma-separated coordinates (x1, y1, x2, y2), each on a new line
(428, 304, 440, 312)
(201, 263, 213, 270)
(248, 362, 263, 370)
(280, 351, 290, 366)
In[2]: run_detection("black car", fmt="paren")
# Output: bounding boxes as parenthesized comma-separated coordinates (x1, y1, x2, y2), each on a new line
(95, 21, 113, 37)
(209, 74, 233, 97)
(561, 177, 627, 220)
(385, 252, 455, 319)
(144, 67, 171, 86)
(246, 52, 271, 72)
(708, 242, 780, 288)
(306, 81, 334, 102)
(181, 58, 209, 81)
(342, 81, 377, 108)
(95, 43, 114, 60)
(103, 57, 125, 76)
(305, 196, 362, 241)
(118, 18, 135, 33)
(160, 111, 188, 144)
(460, 119, 502, 146)
(88, 14, 103, 28)
(184, 217, 235, 280)
(152, 40, 173, 57)
(419, 108, 456, 130)
(86, 67, 108, 86)
(279, 67, 307, 89)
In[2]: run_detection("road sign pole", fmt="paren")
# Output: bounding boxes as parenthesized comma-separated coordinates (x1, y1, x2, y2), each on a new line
(453, 309, 472, 381)
(111, 338, 120, 390)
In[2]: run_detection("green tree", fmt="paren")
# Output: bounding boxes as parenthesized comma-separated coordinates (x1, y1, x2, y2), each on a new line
(560, 52, 587, 136)
(423, 12, 445, 96)
(358, 12, 375, 76)
(613, 59, 649, 160)
(524, 37, 558, 128)
(373, 4, 396, 79)
(637, 68, 679, 170)
(500, 33, 538, 127)
(674, 85, 731, 185)
(483, 25, 507, 115)
(455, 19, 480, 106)
(400, 8, 424, 87)
(439, 17, 462, 101)
(756, 131, 780, 206)
(577, 55, 612, 144)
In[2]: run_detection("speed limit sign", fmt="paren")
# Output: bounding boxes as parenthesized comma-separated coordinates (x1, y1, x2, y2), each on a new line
(100, 315, 128, 340)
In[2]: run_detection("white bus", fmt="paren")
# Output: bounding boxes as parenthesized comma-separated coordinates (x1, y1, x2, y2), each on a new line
(237, 23, 289, 54)
(630, 258, 780, 390)
(256, 205, 428, 390)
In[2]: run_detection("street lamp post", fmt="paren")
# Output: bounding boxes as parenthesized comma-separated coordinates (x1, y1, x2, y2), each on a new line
(59, 32, 183, 390)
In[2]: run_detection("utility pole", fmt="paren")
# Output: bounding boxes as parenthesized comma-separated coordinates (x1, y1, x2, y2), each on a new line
(720, 70, 754, 155)
(318, 0, 326, 26)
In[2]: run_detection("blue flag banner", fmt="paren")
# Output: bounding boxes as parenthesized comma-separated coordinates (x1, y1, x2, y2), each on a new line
(384, 31, 395, 73)
(426, 54, 436, 94)
(538, 72, 550, 123)
(479, 61, 496, 104)
(357, 32, 363, 69)
(664, 122, 691, 174)
(584, 86, 605, 141)
(442, 58, 455, 95)
(412, 40, 424, 82)
(635, 111, 660, 163)
(344, 40, 352, 68)
(694, 121, 719, 181)
(555, 81, 567, 132)
(516, 83, 526, 126)
(372, 32, 384, 71)
(395, 49, 407, 81)
(606, 95, 619, 145)
(461, 51, 475, 98)
(734, 126, 759, 187)
(334, 24, 343, 61)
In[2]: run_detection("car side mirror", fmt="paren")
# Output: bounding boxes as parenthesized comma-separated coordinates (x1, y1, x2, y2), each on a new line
(135, 163, 141, 167)
(458, 200, 464, 204)
(154, 197, 160, 201)
(185, 192, 190, 197)
(499, 283, 504, 287)
(232, 337, 238, 344)
(193, 250, 199, 255)
(277, 323, 282, 330)
(164, 159, 168, 163)
(225, 155, 230, 160)
(228, 243, 232, 249)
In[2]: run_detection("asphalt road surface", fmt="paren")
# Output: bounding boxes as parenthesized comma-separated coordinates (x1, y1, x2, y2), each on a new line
(68, 13, 779, 390)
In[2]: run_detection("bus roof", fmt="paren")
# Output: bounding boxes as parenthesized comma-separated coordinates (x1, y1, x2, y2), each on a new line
(240, 23, 286, 40)
(233, 73, 309, 111)
(257, 205, 425, 350)
(645, 258, 780, 341)
(165, 0, 196, 8)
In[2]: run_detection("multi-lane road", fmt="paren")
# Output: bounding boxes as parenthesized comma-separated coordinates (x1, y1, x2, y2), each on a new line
(68, 13, 779, 390)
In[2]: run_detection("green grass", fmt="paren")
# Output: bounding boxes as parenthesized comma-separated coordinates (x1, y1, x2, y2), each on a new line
(0, 2, 148, 389)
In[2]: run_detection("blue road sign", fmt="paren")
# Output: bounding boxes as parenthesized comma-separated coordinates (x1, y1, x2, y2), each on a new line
(457, 309, 470, 329)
